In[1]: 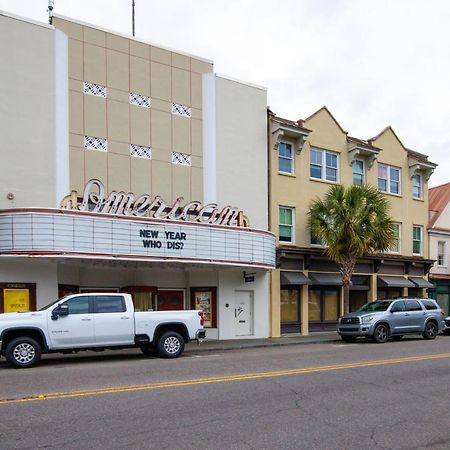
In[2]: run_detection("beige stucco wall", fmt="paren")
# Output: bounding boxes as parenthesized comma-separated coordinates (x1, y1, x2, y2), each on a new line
(269, 109, 431, 258)
(429, 203, 450, 276)
(0, 13, 57, 208)
(54, 15, 213, 205)
(370, 129, 429, 258)
(203, 74, 268, 229)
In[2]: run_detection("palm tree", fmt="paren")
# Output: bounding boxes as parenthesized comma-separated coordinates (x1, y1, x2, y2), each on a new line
(308, 184, 394, 314)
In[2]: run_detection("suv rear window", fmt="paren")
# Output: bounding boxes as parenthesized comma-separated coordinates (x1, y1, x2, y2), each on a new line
(405, 300, 422, 311)
(421, 300, 438, 310)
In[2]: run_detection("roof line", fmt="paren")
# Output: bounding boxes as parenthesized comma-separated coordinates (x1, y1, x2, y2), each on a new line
(53, 13, 214, 64)
(303, 106, 348, 134)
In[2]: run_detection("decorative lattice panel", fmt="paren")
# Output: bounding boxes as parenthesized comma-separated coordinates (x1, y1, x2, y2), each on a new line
(130, 144, 152, 159)
(171, 102, 192, 118)
(172, 151, 192, 166)
(84, 136, 108, 152)
(129, 93, 151, 108)
(83, 81, 107, 98)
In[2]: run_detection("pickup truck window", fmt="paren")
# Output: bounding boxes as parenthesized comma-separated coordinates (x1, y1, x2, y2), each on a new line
(39, 296, 69, 311)
(94, 296, 126, 313)
(64, 296, 90, 314)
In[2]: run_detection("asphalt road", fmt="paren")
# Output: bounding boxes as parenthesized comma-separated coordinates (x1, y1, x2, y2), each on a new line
(1, 336, 450, 450)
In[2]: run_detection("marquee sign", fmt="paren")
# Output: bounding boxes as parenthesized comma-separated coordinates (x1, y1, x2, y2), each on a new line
(0, 210, 276, 269)
(61, 179, 249, 227)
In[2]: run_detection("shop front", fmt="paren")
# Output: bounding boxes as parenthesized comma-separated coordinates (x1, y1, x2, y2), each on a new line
(275, 248, 434, 336)
(0, 180, 276, 340)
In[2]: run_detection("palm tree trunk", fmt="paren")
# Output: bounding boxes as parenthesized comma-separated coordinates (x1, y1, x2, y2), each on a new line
(340, 256, 356, 315)
(343, 282, 350, 315)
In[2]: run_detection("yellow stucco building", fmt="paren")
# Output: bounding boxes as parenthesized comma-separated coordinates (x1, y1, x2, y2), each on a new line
(268, 106, 437, 336)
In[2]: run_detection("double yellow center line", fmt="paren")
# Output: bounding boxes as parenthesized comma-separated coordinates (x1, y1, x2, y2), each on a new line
(2, 352, 450, 405)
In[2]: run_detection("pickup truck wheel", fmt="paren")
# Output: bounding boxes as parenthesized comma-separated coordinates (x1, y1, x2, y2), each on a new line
(423, 322, 438, 340)
(156, 331, 185, 358)
(373, 324, 389, 343)
(5, 337, 42, 369)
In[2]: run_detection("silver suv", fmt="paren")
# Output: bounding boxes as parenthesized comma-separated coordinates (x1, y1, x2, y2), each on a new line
(338, 298, 445, 343)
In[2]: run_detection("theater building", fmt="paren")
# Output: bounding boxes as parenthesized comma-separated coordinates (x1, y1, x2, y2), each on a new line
(0, 12, 275, 339)
(268, 107, 437, 335)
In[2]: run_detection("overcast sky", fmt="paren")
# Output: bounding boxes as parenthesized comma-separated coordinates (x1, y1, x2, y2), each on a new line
(2, 0, 449, 187)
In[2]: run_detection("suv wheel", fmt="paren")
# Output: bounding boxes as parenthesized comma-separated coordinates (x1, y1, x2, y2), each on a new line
(373, 324, 389, 343)
(5, 337, 42, 368)
(422, 321, 438, 340)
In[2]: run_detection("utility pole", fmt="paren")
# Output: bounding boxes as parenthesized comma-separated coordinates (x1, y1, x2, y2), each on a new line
(132, 0, 135, 37)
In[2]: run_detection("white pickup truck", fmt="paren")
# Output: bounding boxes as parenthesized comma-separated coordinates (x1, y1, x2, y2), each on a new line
(0, 293, 205, 368)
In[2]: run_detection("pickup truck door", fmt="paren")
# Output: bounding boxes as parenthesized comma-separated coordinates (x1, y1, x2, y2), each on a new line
(47, 295, 95, 348)
(93, 295, 135, 345)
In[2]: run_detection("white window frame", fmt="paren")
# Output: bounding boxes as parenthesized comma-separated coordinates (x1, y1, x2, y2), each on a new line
(437, 241, 447, 267)
(279, 206, 295, 244)
(412, 225, 423, 255)
(278, 142, 294, 174)
(310, 148, 339, 183)
(412, 174, 422, 199)
(388, 222, 402, 253)
(310, 229, 324, 247)
(378, 163, 401, 195)
(352, 159, 365, 186)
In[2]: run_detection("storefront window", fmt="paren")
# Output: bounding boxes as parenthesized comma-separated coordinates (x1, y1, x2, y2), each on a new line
(349, 291, 367, 312)
(308, 289, 321, 321)
(309, 287, 340, 323)
(280, 289, 299, 322)
(191, 288, 217, 328)
(324, 290, 339, 321)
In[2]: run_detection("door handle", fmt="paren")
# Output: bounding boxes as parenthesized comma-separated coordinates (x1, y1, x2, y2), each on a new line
(404, 313, 409, 316)
(120, 316, 130, 320)
(81, 318, 92, 321)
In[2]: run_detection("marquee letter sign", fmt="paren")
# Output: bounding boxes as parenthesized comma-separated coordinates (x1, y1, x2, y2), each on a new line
(61, 179, 250, 227)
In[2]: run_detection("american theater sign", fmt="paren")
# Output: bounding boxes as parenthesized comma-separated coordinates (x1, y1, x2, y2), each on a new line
(0, 180, 276, 268)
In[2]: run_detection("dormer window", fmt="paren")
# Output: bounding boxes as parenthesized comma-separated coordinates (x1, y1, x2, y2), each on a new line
(278, 142, 294, 174)
(412, 174, 422, 199)
(352, 160, 365, 185)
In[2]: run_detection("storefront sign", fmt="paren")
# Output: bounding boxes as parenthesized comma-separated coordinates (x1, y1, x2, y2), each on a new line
(61, 179, 249, 227)
(0, 210, 276, 269)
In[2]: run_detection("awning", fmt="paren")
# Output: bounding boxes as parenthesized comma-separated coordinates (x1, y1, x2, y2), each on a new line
(280, 272, 311, 286)
(309, 273, 343, 286)
(377, 276, 415, 288)
(408, 277, 435, 289)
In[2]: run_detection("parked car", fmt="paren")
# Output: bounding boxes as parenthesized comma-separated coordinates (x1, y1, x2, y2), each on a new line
(338, 298, 445, 343)
(0, 293, 206, 368)
(444, 316, 450, 335)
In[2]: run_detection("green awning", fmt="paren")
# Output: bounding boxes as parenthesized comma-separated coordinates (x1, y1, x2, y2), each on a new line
(377, 276, 415, 288)
(280, 272, 311, 286)
(309, 273, 343, 286)
(409, 277, 434, 289)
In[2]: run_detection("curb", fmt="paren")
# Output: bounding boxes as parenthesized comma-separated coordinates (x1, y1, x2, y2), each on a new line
(186, 337, 341, 353)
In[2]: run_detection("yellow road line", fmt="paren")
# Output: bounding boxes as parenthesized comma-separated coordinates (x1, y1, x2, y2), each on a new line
(2, 352, 450, 405)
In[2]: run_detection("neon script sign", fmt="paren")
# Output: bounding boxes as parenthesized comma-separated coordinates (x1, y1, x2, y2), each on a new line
(61, 179, 249, 227)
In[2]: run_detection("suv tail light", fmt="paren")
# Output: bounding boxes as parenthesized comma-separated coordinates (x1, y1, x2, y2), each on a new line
(198, 310, 204, 326)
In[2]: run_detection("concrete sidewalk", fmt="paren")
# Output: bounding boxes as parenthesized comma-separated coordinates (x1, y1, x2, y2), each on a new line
(186, 331, 340, 352)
